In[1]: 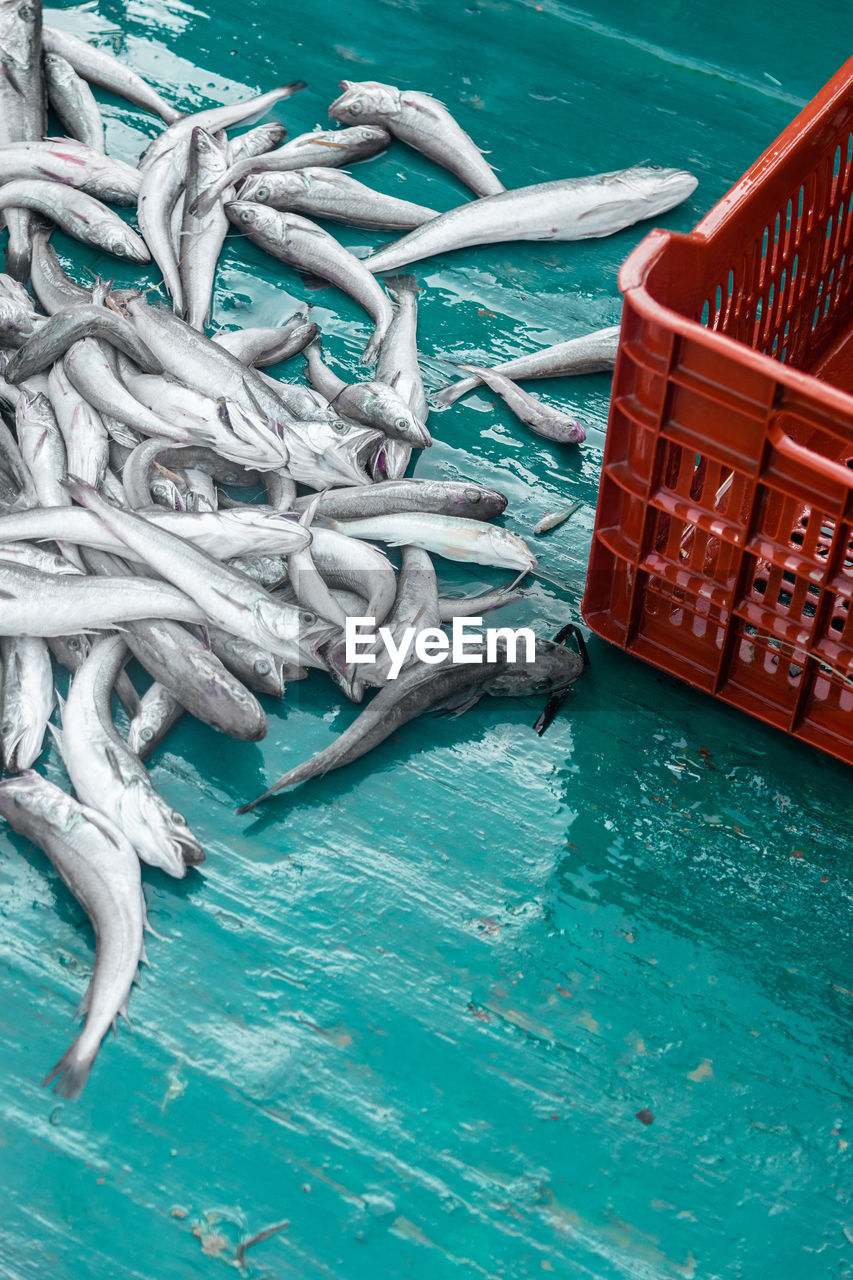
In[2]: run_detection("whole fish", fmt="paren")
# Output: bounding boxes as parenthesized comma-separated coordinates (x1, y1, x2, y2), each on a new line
(59, 634, 202, 877)
(212, 312, 317, 366)
(238, 637, 585, 810)
(65, 478, 338, 666)
(42, 24, 181, 122)
(47, 360, 109, 489)
(328, 512, 537, 573)
(127, 683, 184, 759)
(0, 139, 140, 203)
(0, 561, 205, 635)
(304, 338, 430, 447)
(0, 771, 145, 1098)
(5, 305, 161, 384)
(137, 138, 190, 313)
(292, 478, 507, 521)
(139, 82, 306, 171)
(224, 203, 393, 364)
(180, 127, 231, 329)
(0, 179, 150, 263)
(433, 326, 620, 407)
(364, 167, 699, 273)
(193, 124, 391, 215)
(43, 52, 105, 151)
(328, 80, 503, 197)
(533, 499, 582, 536)
(239, 166, 439, 231)
(0, 635, 54, 770)
(455, 365, 586, 444)
(376, 274, 427, 421)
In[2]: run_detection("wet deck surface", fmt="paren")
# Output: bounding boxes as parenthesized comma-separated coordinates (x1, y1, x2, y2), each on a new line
(1, 2, 852, 1278)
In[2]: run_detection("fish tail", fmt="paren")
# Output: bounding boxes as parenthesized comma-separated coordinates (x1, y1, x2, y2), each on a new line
(42, 1037, 97, 1100)
(384, 274, 419, 301)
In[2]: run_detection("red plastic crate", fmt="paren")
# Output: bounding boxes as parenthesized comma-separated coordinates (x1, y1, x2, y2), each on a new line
(581, 57, 853, 765)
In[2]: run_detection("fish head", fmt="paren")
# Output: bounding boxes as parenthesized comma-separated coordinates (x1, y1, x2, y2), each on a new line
(334, 383, 432, 449)
(484, 637, 586, 697)
(536, 412, 586, 444)
(0, 771, 79, 842)
(197, 654, 268, 740)
(451, 484, 508, 519)
(285, 418, 382, 487)
(617, 165, 699, 214)
(329, 80, 401, 124)
(485, 525, 537, 574)
(225, 199, 281, 244)
(120, 782, 202, 876)
(251, 598, 341, 667)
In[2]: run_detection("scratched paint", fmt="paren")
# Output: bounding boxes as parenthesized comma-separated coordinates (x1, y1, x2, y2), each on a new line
(0, 2, 851, 1278)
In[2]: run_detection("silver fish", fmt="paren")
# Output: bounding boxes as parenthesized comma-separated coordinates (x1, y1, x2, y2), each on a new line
(30, 227, 93, 313)
(292, 478, 507, 521)
(59, 634, 202, 877)
(140, 82, 306, 171)
(286, 496, 349, 628)
(225, 204, 394, 365)
(309, 526, 397, 623)
(329, 80, 503, 197)
(63, 338, 179, 442)
(43, 52, 105, 151)
(533, 499, 582, 536)
(455, 365, 586, 444)
(200, 627, 289, 697)
(15, 388, 85, 571)
(127, 683, 184, 759)
(239, 638, 585, 810)
(0, 771, 145, 1098)
(438, 584, 526, 620)
(5, 305, 161, 384)
(194, 124, 391, 216)
(0, 179, 150, 262)
(239, 166, 439, 231)
(304, 337, 430, 447)
(365, 167, 699, 273)
(433, 326, 620, 407)
(0, 139, 140, 203)
(42, 24, 181, 122)
(47, 359, 109, 489)
(137, 138, 189, 313)
(0, 0, 45, 279)
(0, 635, 54, 770)
(180, 127, 231, 329)
(376, 274, 427, 421)
(328, 512, 537, 573)
(274, 415, 381, 489)
(0, 561, 205, 635)
(227, 121, 286, 163)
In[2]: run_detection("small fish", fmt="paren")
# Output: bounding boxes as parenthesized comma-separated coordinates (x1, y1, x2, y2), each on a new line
(327, 512, 537, 574)
(43, 53, 105, 152)
(0, 179, 150, 263)
(239, 166, 439, 231)
(42, 24, 181, 123)
(0, 635, 54, 770)
(455, 365, 586, 444)
(533, 500, 582, 536)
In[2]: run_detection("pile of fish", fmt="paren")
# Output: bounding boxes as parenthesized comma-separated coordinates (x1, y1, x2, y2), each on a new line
(0, 1, 698, 1098)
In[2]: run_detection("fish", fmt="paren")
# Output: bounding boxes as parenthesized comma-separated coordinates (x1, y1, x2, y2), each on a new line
(227, 121, 287, 163)
(0, 139, 140, 203)
(304, 337, 431, 447)
(42, 24, 181, 123)
(433, 326, 621, 407)
(238, 166, 439, 231)
(0, 770, 146, 1098)
(63, 338, 182, 442)
(139, 82, 307, 171)
(533, 499, 582, 536)
(137, 139, 190, 313)
(15, 388, 86, 571)
(58, 633, 202, 877)
(5, 305, 161, 384)
(29, 227, 93, 313)
(127, 683, 184, 759)
(328, 80, 503, 197)
(0, 0, 46, 280)
(199, 627, 290, 697)
(238, 637, 585, 810)
(46, 360, 109, 489)
(292, 478, 507, 521)
(454, 365, 586, 443)
(0, 635, 54, 770)
(376, 274, 427, 421)
(327, 512, 537, 573)
(192, 125, 391, 216)
(225, 203, 394, 364)
(364, 167, 699, 273)
(179, 127, 231, 329)
(0, 179, 150, 262)
(43, 52, 105, 152)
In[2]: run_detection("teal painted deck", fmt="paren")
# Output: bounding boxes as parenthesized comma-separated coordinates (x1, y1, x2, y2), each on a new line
(1, 3, 852, 1278)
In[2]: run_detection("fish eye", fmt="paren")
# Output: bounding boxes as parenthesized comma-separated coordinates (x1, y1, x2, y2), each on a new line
(331, 420, 350, 434)
(141, 727, 153, 741)
(394, 417, 409, 432)
(255, 186, 269, 202)
(349, 101, 362, 116)
(299, 610, 317, 625)
(254, 660, 270, 675)
(240, 209, 254, 223)
(172, 811, 187, 825)
(1, 721, 12, 735)
(532, 677, 552, 690)
(465, 487, 481, 502)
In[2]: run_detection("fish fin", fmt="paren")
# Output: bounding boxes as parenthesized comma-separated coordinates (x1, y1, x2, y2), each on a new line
(46, 721, 63, 753)
(73, 984, 93, 1020)
(436, 691, 483, 718)
(297, 273, 331, 291)
(576, 201, 634, 221)
(42, 1037, 96, 1099)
